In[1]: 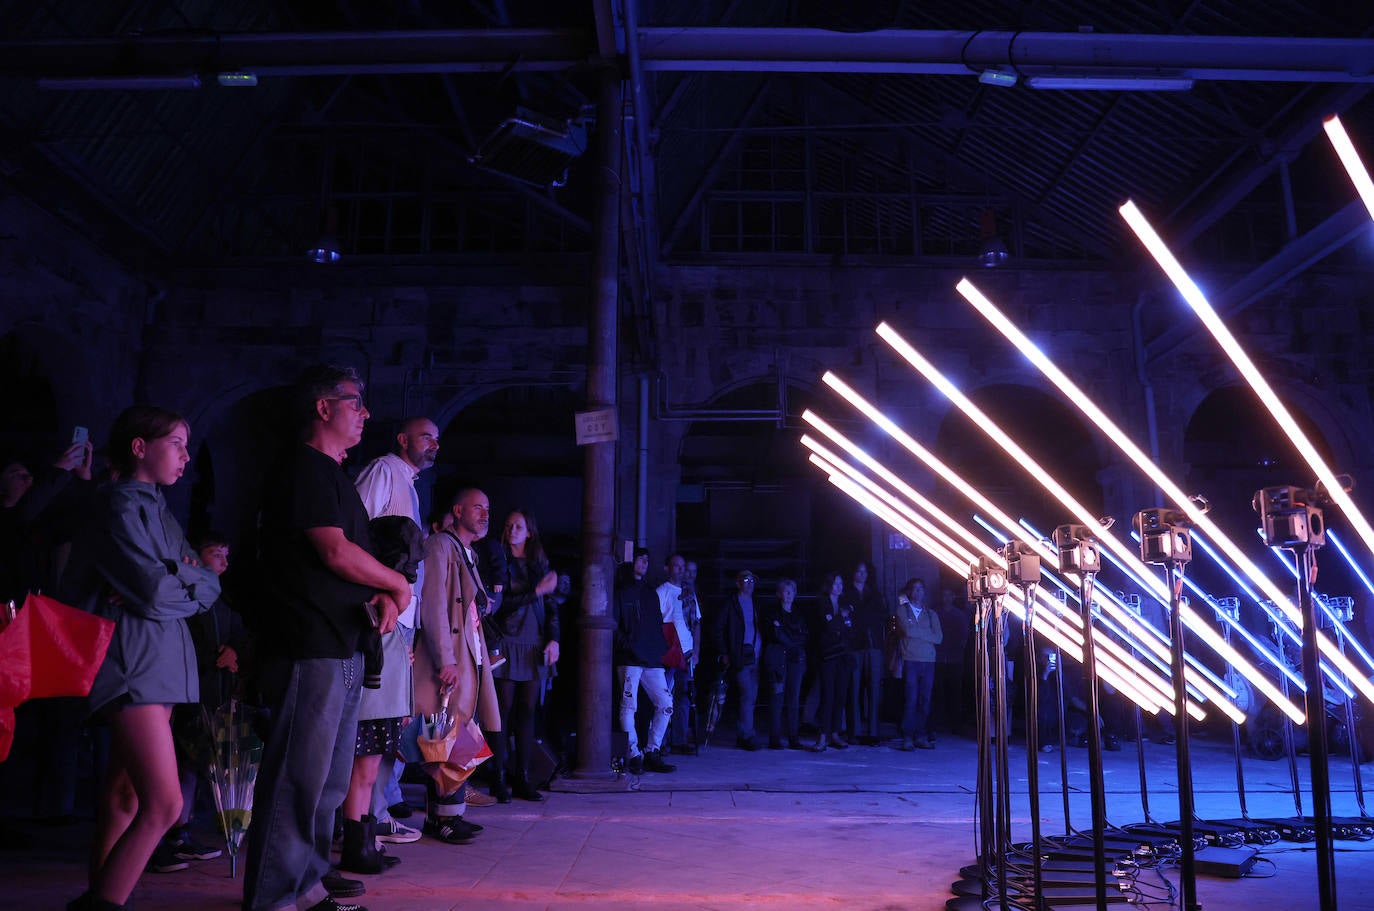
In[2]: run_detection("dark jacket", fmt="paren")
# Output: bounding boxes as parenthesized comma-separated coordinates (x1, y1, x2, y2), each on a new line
(711, 591, 763, 669)
(612, 574, 666, 668)
(762, 601, 808, 669)
(844, 583, 888, 650)
(495, 550, 560, 646)
(811, 594, 854, 662)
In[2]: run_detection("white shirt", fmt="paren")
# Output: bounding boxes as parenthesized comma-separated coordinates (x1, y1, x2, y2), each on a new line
(656, 580, 695, 657)
(355, 452, 424, 627)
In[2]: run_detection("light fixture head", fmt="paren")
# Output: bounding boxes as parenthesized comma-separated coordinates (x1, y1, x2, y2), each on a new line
(307, 234, 342, 264)
(978, 68, 1018, 88)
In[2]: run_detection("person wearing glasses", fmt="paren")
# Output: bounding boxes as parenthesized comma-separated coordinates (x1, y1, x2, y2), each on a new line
(242, 365, 408, 911)
(710, 570, 764, 751)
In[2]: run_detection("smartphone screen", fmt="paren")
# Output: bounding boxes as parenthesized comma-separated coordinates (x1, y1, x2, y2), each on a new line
(72, 425, 89, 446)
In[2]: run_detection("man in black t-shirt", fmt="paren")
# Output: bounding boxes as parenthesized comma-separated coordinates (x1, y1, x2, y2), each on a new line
(243, 366, 409, 911)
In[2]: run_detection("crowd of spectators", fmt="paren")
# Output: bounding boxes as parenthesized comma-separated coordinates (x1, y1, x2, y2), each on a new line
(0, 366, 996, 911)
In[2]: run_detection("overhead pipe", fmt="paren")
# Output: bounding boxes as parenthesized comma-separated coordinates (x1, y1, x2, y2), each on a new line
(4, 29, 1374, 82)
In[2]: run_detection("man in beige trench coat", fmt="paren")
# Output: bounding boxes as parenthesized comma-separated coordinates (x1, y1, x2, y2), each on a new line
(414, 487, 502, 844)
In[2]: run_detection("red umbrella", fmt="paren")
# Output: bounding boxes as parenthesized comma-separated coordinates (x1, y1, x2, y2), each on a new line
(0, 593, 114, 761)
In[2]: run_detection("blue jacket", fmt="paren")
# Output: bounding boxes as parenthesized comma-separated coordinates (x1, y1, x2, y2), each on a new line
(63, 480, 220, 713)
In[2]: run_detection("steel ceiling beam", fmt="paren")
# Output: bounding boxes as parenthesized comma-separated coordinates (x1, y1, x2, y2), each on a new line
(4, 29, 1374, 81)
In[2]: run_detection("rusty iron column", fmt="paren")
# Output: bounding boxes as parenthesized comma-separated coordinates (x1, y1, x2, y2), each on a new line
(574, 68, 622, 780)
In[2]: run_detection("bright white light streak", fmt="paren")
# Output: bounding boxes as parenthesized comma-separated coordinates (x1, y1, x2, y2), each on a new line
(874, 325, 1305, 725)
(804, 425, 1200, 717)
(1325, 115, 1374, 221)
(1329, 530, 1374, 602)
(820, 469, 1169, 714)
(802, 421, 1191, 713)
(1016, 515, 1224, 703)
(813, 376, 1218, 716)
(957, 276, 1374, 711)
(1121, 201, 1374, 599)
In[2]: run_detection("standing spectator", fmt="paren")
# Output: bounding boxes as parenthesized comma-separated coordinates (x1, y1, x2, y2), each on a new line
(655, 555, 693, 753)
(668, 559, 703, 753)
(844, 562, 887, 746)
(711, 570, 763, 751)
(762, 578, 807, 750)
(931, 587, 971, 736)
(146, 531, 244, 874)
(242, 366, 407, 911)
(348, 417, 440, 854)
(612, 548, 675, 774)
(488, 509, 559, 802)
(413, 488, 502, 842)
(60, 406, 221, 911)
(894, 578, 942, 751)
(810, 572, 854, 752)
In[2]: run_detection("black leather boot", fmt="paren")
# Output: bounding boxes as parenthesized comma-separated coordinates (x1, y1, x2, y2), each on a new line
(338, 816, 399, 874)
(490, 769, 512, 804)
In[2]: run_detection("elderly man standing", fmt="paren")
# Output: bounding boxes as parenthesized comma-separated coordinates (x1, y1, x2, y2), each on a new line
(413, 487, 502, 844)
(243, 366, 409, 911)
(339, 417, 441, 866)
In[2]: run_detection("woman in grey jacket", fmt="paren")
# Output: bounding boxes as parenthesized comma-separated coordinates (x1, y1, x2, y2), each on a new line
(63, 406, 221, 911)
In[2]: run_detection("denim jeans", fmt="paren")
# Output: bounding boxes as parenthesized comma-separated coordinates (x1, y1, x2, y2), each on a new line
(243, 654, 363, 911)
(901, 660, 936, 741)
(767, 655, 805, 743)
(617, 666, 672, 757)
(733, 663, 759, 741)
(847, 647, 884, 739)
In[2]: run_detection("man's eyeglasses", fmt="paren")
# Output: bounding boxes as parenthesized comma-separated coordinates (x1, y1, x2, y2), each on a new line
(741, 577, 756, 584)
(327, 394, 366, 412)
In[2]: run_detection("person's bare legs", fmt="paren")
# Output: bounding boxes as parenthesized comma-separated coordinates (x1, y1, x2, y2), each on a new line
(92, 704, 182, 905)
(343, 754, 382, 820)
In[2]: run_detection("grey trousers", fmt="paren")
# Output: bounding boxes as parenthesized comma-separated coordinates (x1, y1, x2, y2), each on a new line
(243, 654, 363, 911)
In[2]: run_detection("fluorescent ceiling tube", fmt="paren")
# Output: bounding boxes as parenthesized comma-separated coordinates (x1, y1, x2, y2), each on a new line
(1323, 115, 1374, 221)
(1024, 75, 1193, 91)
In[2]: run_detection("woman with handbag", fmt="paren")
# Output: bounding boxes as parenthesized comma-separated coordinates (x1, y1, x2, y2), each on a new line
(62, 406, 221, 911)
(487, 510, 559, 802)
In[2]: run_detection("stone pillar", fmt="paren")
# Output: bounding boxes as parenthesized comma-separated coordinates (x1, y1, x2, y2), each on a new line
(574, 70, 622, 780)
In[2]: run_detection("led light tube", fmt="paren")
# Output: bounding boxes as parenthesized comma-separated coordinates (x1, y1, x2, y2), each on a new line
(1325, 115, 1374, 221)
(1329, 530, 1374, 602)
(820, 468, 1169, 714)
(1262, 543, 1372, 689)
(806, 444, 1190, 714)
(814, 376, 1222, 714)
(874, 325, 1306, 725)
(803, 428, 1201, 717)
(956, 275, 1374, 709)
(1120, 201, 1374, 608)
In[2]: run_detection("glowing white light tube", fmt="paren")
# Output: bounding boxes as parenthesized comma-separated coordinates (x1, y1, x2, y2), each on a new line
(872, 326, 1307, 725)
(803, 442, 1190, 714)
(956, 274, 1374, 708)
(1014, 516, 1226, 703)
(1330, 530, 1374, 602)
(817, 374, 1232, 716)
(1262, 542, 1373, 688)
(1325, 115, 1374, 221)
(1121, 201, 1374, 602)
(816, 464, 1169, 714)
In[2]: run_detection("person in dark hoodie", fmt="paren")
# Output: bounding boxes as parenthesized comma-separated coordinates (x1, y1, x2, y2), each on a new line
(612, 548, 675, 775)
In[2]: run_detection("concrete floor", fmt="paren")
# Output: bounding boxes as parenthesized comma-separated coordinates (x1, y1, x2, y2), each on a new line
(4, 728, 1374, 911)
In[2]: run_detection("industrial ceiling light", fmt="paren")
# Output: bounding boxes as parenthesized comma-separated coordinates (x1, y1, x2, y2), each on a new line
(1323, 115, 1374, 221)
(307, 207, 342, 264)
(978, 67, 1018, 88)
(469, 107, 588, 188)
(977, 207, 1009, 268)
(1024, 75, 1194, 91)
(37, 74, 202, 91)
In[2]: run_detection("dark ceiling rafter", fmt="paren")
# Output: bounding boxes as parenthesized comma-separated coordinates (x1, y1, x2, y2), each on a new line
(4, 28, 1374, 81)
